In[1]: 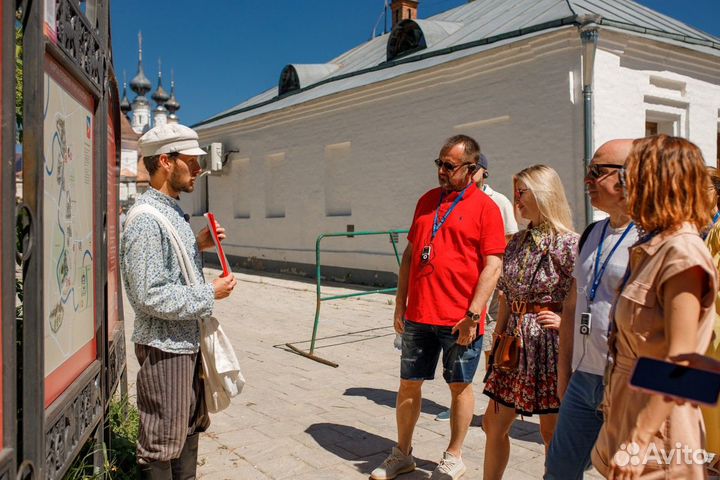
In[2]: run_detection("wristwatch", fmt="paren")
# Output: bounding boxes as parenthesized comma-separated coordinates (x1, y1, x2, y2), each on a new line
(465, 310, 481, 323)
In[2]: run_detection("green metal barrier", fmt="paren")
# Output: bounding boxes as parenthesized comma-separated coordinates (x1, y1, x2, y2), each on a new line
(285, 228, 409, 367)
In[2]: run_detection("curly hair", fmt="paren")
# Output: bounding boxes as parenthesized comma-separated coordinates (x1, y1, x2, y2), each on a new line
(625, 135, 712, 233)
(707, 166, 720, 210)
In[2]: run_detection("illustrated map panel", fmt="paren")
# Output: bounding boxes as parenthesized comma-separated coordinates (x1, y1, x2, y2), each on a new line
(43, 70, 95, 378)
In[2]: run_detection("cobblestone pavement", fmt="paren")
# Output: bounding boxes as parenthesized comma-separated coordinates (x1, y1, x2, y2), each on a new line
(123, 267, 603, 479)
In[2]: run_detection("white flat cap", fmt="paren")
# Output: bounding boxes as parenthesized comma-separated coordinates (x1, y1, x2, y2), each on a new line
(138, 124, 207, 157)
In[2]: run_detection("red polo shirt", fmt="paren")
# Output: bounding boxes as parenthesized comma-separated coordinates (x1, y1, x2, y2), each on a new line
(406, 184, 506, 332)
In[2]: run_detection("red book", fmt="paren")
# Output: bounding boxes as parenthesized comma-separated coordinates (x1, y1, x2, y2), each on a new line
(204, 212, 230, 277)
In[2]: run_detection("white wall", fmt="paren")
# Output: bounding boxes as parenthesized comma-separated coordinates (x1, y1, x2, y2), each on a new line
(594, 30, 720, 164)
(189, 29, 720, 278)
(188, 30, 588, 275)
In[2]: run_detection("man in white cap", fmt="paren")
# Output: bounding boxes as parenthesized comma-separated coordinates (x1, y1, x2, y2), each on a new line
(121, 123, 237, 479)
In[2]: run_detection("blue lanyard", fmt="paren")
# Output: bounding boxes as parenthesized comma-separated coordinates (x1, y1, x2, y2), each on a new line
(588, 220, 635, 303)
(714, 211, 720, 225)
(432, 184, 470, 240)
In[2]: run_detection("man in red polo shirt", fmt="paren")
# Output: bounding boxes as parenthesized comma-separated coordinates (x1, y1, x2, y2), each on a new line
(371, 135, 505, 480)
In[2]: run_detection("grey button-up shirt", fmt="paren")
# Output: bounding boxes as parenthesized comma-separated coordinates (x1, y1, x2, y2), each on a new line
(120, 187, 214, 354)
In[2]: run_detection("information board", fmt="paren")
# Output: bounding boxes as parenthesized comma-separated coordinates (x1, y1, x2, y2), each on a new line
(42, 54, 97, 406)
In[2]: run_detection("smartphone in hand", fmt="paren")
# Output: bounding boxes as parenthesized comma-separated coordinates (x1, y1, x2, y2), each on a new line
(629, 356, 720, 406)
(204, 212, 230, 277)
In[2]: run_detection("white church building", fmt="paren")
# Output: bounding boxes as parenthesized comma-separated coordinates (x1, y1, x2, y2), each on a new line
(119, 33, 184, 206)
(190, 0, 720, 285)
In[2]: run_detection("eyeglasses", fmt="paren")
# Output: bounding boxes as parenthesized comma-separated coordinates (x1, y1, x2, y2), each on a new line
(618, 167, 627, 196)
(514, 187, 529, 199)
(434, 158, 475, 173)
(585, 163, 623, 181)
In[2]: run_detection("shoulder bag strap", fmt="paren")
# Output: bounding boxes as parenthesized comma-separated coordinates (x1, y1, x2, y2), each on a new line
(125, 204, 197, 285)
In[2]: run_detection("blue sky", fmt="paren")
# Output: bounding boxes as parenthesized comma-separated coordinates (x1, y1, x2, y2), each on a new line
(111, 1, 720, 127)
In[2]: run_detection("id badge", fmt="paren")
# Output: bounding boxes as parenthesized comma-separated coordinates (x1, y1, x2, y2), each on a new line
(579, 311, 591, 335)
(420, 245, 432, 264)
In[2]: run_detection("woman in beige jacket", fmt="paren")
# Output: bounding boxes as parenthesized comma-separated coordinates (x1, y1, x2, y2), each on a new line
(591, 135, 718, 480)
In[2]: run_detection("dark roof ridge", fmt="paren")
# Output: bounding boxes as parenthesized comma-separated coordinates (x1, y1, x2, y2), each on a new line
(564, 0, 577, 17)
(194, 16, 578, 128)
(193, 0, 720, 130)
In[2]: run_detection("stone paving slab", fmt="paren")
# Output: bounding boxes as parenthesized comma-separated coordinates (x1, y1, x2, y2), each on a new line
(123, 267, 603, 479)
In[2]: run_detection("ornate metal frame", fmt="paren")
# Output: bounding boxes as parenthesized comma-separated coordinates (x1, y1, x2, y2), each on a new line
(44, 364, 102, 479)
(55, 0, 105, 91)
(19, 0, 123, 478)
(0, 0, 17, 478)
(105, 58, 126, 410)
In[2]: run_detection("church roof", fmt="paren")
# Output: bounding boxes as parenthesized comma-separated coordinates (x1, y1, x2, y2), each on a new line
(152, 82, 170, 104)
(152, 62, 171, 105)
(120, 83, 132, 114)
(195, 0, 720, 130)
(130, 66, 151, 95)
(165, 80, 181, 113)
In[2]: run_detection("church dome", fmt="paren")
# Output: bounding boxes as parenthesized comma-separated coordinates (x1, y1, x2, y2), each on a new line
(130, 65, 151, 95)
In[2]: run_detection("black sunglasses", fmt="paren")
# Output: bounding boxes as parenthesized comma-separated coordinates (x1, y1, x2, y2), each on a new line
(585, 163, 623, 181)
(434, 158, 476, 173)
(618, 167, 627, 195)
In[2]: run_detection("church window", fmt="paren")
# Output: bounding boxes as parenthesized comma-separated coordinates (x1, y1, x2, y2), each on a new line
(232, 157, 251, 219)
(265, 153, 286, 218)
(192, 176, 207, 216)
(387, 20, 426, 61)
(278, 65, 300, 96)
(324, 142, 352, 217)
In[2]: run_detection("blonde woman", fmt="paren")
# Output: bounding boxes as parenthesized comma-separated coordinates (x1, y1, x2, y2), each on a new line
(482, 165, 578, 480)
(591, 135, 717, 479)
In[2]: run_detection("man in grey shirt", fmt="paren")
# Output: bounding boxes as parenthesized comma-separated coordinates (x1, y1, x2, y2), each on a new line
(545, 139, 637, 479)
(121, 123, 236, 479)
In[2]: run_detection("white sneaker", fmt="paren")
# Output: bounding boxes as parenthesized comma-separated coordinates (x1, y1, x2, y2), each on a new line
(370, 446, 416, 480)
(434, 409, 451, 422)
(430, 451, 466, 480)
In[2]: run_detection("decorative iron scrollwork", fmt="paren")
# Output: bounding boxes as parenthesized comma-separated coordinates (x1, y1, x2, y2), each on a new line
(55, 0, 105, 91)
(108, 329, 126, 397)
(108, 343, 117, 394)
(45, 372, 102, 480)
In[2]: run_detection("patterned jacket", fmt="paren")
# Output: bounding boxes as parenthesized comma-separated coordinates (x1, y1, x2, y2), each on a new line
(120, 187, 214, 353)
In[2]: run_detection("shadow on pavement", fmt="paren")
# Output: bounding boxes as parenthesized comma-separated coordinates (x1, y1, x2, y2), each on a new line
(344, 387, 543, 445)
(305, 423, 434, 476)
(344, 387, 447, 415)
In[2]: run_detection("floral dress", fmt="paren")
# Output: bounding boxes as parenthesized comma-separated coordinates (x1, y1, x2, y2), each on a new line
(483, 223, 578, 415)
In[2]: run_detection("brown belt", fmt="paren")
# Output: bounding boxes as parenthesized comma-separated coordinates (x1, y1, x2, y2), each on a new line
(509, 300, 562, 315)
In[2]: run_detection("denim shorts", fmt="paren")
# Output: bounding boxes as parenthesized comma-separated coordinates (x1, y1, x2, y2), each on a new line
(400, 320, 483, 384)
